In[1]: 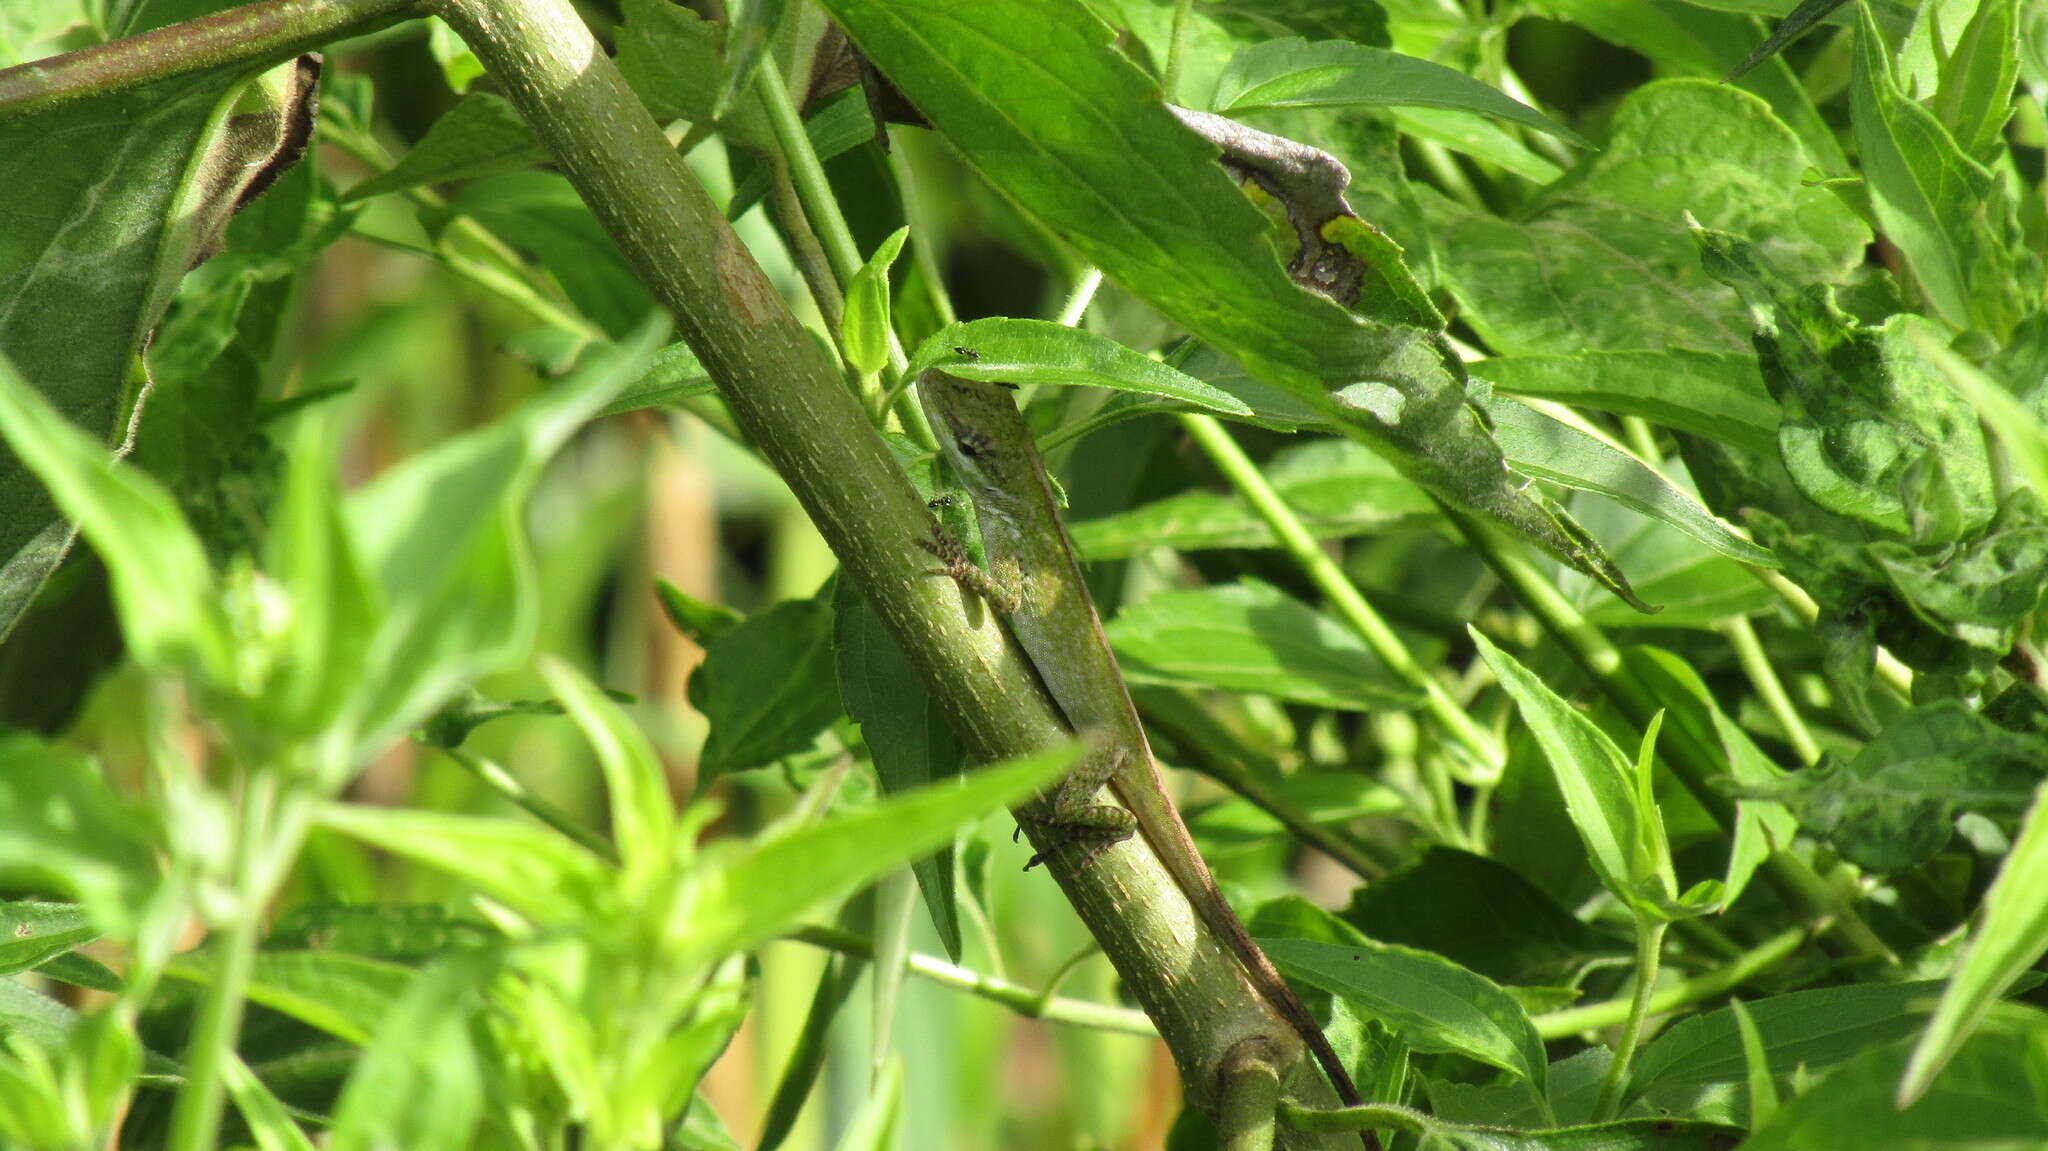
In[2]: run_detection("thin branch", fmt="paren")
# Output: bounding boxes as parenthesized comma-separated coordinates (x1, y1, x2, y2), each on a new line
(0, 0, 424, 118)
(783, 924, 1157, 1036)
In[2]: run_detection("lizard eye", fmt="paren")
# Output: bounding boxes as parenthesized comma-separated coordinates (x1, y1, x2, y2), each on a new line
(956, 428, 991, 460)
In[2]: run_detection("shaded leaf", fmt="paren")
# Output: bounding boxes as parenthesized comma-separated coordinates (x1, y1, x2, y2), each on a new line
(832, 578, 963, 959)
(1901, 781, 2048, 1104)
(691, 596, 844, 778)
(1479, 350, 1780, 458)
(343, 91, 544, 202)
(0, 902, 97, 977)
(1106, 579, 1419, 711)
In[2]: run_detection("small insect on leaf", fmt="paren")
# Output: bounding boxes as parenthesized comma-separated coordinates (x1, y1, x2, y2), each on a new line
(951, 346, 981, 361)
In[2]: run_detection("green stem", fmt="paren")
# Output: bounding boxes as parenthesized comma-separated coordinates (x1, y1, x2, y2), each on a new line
(1535, 923, 1809, 1038)
(1163, 0, 1195, 104)
(440, 747, 620, 864)
(1058, 267, 1104, 328)
(753, 60, 933, 444)
(1181, 414, 1505, 777)
(1593, 918, 1667, 1121)
(0, 0, 425, 117)
(785, 925, 1156, 1035)
(887, 143, 958, 326)
(1218, 1042, 1283, 1151)
(165, 774, 275, 1151)
(1280, 1101, 1429, 1136)
(1450, 507, 1894, 965)
(1723, 615, 1822, 765)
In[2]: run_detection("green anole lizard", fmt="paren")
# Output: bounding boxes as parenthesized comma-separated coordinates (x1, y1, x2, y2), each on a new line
(915, 369, 1370, 1124)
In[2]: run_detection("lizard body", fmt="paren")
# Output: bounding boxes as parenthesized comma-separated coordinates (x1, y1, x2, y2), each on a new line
(916, 370, 1366, 1115)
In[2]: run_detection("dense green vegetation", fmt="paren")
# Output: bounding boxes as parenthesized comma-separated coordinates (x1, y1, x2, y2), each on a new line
(2, 0, 2047, 1147)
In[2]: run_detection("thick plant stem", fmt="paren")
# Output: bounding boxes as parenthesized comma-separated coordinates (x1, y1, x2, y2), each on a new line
(1180, 414, 1504, 777)
(0, 0, 424, 117)
(165, 775, 274, 1151)
(1593, 918, 1667, 1121)
(1447, 507, 1894, 965)
(431, 0, 1338, 1126)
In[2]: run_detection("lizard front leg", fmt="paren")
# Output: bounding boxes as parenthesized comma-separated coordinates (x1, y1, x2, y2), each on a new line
(917, 525, 1023, 614)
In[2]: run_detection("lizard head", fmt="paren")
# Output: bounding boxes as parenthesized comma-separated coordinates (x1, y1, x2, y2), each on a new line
(922, 371, 1041, 512)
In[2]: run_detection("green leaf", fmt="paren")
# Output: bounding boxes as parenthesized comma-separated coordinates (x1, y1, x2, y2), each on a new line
(1849, 2, 2032, 335)
(1433, 80, 1865, 357)
(0, 65, 287, 638)
(166, 949, 414, 1047)
(616, 0, 769, 149)
(1106, 579, 1420, 711)
(222, 1052, 318, 1151)
(263, 413, 379, 741)
(1342, 847, 1632, 987)
(716, 0, 790, 118)
(843, 226, 908, 376)
(1389, 107, 1564, 183)
(447, 172, 657, 340)
(0, 734, 160, 940)
(1472, 631, 1655, 910)
(1262, 936, 1548, 1093)
(0, 903, 96, 977)
(1694, 227, 1997, 541)
(346, 315, 656, 745)
(1750, 702, 2048, 872)
(1741, 1021, 2048, 1149)
(1900, 780, 2048, 1103)
(1728, 0, 1851, 77)
(540, 657, 676, 880)
(835, 1055, 904, 1151)
(1485, 396, 1774, 567)
(657, 578, 745, 643)
(1929, 0, 2021, 160)
(1555, 477, 1779, 632)
(1213, 37, 1585, 146)
(0, 0, 93, 67)
(313, 803, 614, 927)
(907, 319, 1253, 415)
(691, 596, 844, 777)
(1068, 437, 1432, 559)
(600, 341, 716, 416)
(678, 743, 1078, 965)
(327, 950, 498, 1151)
(1479, 351, 1781, 458)
(342, 91, 545, 202)
(1629, 980, 1953, 1118)
(832, 578, 964, 959)
(821, 0, 1642, 605)
(0, 348, 231, 681)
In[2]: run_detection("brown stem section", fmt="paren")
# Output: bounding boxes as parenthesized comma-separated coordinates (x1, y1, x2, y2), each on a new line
(0, 0, 423, 118)
(427, 0, 1342, 1130)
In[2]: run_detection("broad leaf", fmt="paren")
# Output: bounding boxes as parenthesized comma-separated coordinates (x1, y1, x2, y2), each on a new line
(1747, 702, 2048, 872)
(907, 319, 1253, 415)
(1433, 80, 1865, 357)
(1741, 1022, 2048, 1149)
(342, 91, 545, 202)
(691, 596, 844, 777)
(1479, 351, 1780, 458)
(0, 734, 161, 938)
(1106, 579, 1419, 711)
(1263, 936, 1548, 1094)
(1212, 37, 1585, 147)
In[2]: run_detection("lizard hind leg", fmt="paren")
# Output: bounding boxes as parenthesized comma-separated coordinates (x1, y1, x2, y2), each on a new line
(1023, 746, 1139, 871)
(916, 526, 1023, 614)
